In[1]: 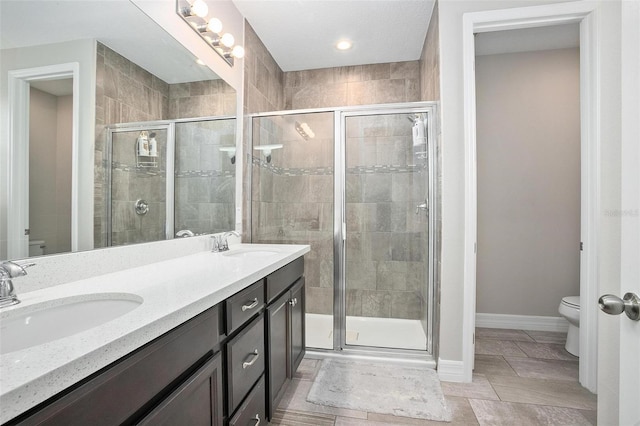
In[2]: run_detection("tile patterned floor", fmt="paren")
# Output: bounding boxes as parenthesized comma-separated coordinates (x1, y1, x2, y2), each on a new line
(270, 328, 597, 425)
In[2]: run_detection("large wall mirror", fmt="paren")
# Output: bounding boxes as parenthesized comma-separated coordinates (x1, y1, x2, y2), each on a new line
(0, 0, 238, 259)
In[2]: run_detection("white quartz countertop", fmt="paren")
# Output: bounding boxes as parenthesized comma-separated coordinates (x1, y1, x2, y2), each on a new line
(0, 243, 309, 424)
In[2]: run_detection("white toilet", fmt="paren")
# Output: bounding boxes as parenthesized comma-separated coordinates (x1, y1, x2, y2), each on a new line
(558, 296, 580, 356)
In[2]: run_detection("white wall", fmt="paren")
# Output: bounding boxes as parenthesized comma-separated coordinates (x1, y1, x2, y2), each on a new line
(437, 0, 623, 373)
(476, 48, 580, 317)
(0, 39, 96, 259)
(28, 89, 73, 255)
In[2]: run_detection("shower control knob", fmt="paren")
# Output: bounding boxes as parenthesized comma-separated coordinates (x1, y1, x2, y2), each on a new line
(598, 292, 640, 321)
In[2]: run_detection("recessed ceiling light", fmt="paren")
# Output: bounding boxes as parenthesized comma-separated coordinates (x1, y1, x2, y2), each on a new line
(336, 40, 352, 50)
(196, 58, 206, 65)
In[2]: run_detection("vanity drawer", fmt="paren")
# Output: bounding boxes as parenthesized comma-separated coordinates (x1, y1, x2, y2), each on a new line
(228, 376, 266, 426)
(266, 257, 304, 303)
(226, 280, 265, 335)
(226, 314, 265, 414)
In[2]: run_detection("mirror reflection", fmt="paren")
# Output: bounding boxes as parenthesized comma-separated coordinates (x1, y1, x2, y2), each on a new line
(0, 1, 237, 259)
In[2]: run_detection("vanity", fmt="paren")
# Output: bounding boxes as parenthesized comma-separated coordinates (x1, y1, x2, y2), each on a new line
(0, 243, 309, 425)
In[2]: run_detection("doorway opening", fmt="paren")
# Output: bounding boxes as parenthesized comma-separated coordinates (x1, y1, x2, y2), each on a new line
(7, 63, 80, 259)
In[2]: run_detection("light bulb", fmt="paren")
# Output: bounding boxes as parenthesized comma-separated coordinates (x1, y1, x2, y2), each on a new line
(207, 18, 222, 34)
(190, 0, 208, 18)
(336, 40, 352, 50)
(231, 45, 245, 59)
(220, 33, 235, 48)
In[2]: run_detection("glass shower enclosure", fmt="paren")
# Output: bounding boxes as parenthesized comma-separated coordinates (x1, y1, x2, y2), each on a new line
(105, 117, 236, 246)
(250, 102, 438, 360)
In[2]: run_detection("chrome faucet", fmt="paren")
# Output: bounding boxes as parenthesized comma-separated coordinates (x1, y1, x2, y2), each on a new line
(0, 261, 35, 308)
(176, 229, 195, 238)
(211, 231, 241, 252)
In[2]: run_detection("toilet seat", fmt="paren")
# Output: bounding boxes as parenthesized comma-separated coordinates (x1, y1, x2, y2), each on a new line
(561, 296, 580, 309)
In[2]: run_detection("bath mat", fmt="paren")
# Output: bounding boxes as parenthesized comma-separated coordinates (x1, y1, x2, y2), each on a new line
(307, 359, 452, 421)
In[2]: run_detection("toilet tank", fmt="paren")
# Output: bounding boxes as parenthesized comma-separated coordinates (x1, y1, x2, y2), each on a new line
(29, 240, 46, 256)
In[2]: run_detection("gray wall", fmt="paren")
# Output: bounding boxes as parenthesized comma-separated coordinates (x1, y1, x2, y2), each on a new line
(29, 88, 73, 255)
(476, 47, 580, 317)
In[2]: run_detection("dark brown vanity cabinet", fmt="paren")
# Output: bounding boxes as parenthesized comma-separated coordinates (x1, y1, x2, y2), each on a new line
(9, 304, 225, 426)
(4, 256, 306, 426)
(265, 258, 306, 421)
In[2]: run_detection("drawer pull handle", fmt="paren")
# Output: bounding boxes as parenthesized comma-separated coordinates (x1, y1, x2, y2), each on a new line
(242, 349, 260, 369)
(253, 414, 261, 425)
(242, 298, 259, 311)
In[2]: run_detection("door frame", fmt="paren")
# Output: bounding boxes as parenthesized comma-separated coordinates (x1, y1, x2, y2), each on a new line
(462, 1, 599, 391)
(7, 63, 80, 258)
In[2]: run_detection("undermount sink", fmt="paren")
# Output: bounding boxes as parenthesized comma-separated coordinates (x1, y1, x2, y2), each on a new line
(222, 248, 280, 259)
(0, 293, 143, 355)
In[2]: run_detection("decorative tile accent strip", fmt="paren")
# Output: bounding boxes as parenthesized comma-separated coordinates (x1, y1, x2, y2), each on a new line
(251, 156, 426, 176)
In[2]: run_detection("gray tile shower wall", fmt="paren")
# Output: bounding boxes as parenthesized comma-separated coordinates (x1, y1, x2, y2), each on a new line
(94, 42, 169, 247)
(95, 42, 236, 248)
(283, 61, 421, 110)
(174, 120, 236, 234)
(109, 130, 167, 246)
(244, 19, 440, 321)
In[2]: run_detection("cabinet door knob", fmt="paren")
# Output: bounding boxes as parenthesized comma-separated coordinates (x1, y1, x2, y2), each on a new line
(242, 349, 260, 369)
(242, 298, 259, 311)
(289, 298, 298, 307)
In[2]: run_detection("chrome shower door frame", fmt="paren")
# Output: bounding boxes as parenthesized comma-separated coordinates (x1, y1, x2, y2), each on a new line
(334, 103, 439, 362)
(247, 102, 439, 363)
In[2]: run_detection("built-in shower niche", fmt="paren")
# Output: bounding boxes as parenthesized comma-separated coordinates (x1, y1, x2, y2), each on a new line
(106, 117, 236, 247)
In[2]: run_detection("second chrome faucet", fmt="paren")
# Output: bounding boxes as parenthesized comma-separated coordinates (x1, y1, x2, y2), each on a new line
(211, 231, 241, 252)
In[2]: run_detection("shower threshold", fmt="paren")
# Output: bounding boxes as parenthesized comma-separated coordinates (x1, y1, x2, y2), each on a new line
(306, 313, 427, 351)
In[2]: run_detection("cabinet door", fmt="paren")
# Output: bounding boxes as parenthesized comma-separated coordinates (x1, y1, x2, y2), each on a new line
(137, 352, 223, 426)
(289, 278, 305, 376)
(266, 290, 290, 419)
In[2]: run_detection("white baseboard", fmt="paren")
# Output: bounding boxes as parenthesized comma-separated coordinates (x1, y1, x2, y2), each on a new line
(476, 313, 569, 332)
(437, 359, 466, 382)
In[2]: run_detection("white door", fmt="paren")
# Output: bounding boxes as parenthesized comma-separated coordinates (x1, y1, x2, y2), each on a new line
(597, 2, 640, 425)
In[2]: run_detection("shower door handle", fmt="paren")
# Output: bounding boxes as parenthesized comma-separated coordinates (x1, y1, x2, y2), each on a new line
(416, 199, 428, 215)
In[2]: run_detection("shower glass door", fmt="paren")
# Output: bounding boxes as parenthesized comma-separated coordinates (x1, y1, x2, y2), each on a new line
(250, 112, 335, 349)
(342, 110, 432, 351)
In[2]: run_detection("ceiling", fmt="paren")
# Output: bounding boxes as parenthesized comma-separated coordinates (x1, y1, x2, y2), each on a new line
(0, 0, 218, 84)
(232, 0, 435, 72)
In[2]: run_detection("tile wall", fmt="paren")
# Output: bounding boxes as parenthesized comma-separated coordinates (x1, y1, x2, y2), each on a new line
(95, 42, 236, 247)
(244, 17, 440, 321)
(109, 129, 167, 246)
(343, 114, 428, 319)
(251, 113, 335, 314)
(175, 119, 236, 234)
(94, 42, 169, 247)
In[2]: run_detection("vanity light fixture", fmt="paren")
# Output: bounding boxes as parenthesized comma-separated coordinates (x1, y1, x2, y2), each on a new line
(176, 0, 244, 66)
(180, 0, 208, 18)
(254, 144, 283, 164)
(295, 121, 315, 140)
